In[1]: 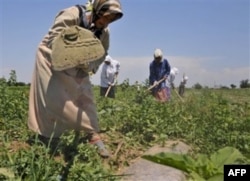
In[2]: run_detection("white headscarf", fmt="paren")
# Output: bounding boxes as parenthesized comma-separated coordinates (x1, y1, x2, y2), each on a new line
(171, 67, 179, 75)
(154, 48, 163, 58)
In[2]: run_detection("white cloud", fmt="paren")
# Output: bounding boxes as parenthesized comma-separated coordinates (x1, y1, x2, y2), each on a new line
(2, 56, 249, 88)
(91, 56, 250, 88)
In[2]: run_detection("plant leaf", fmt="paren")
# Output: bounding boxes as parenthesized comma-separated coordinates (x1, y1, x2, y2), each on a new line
(207, 174, 223, 181)
(0, 168, 15, 179)
(142, 152, 196, 173)
(210, 146, 247, 171)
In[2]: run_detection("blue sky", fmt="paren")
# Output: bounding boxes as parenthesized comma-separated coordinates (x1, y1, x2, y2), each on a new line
(0, 0, 249, 88)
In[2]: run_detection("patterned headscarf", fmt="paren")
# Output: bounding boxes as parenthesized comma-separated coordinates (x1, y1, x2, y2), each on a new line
(86, 0, 123, 23)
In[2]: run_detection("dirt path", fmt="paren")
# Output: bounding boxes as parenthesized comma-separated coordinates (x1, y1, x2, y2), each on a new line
(119, 140, 190, 181)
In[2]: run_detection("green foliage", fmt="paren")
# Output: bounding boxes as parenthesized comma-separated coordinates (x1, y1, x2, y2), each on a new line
(0, 77, 7, 86)
(230, 84, 236, 89)
(193, 83, 202, 89)
(0, 85, 29, 121)
(0, 137, 61, 180)
(8, 70, 17, 86)
(119, 78, 130, 91)
(240, 79, 250, 88)
(1, 70, 28, 86)
(1, 83, 250, 180)
(143, 147, 250, 180)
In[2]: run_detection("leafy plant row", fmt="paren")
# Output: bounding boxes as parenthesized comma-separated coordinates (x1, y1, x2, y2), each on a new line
(0, 84, 250, 180)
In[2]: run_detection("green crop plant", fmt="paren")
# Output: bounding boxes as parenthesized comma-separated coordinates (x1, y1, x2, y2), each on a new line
(0, 84, 250, 180)
(143, 147, 250, 181)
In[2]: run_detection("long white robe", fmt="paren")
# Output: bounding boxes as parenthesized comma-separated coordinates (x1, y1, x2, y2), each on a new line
(28, 6, 109, 138)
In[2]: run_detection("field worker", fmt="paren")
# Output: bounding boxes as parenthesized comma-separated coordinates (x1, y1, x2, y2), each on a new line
(166, 67, 179, 99)
(100, 55, 120, 98)
(28, 0, 123, 158)
(179, 75, 188, 97)
(135, 81, 141, 92)
(149, 48, 171, 102)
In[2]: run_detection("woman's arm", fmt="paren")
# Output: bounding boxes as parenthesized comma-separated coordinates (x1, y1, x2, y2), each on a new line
(46, 6, 80, 48)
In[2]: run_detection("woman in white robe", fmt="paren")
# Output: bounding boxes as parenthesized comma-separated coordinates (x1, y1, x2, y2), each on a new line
(28, 0, 123, 157)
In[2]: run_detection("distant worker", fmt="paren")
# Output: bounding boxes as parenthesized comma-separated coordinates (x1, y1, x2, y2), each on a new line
(179, 75, 188, 97)
(166, 67, 179, 99)
(100, 55, 120, 98)
(135, 81, 141, 92)
(149, 48, 171, 102)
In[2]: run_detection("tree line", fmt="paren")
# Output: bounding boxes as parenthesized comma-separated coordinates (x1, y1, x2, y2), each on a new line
(0, 70, 30, 86)
(1, 70, 250, 89)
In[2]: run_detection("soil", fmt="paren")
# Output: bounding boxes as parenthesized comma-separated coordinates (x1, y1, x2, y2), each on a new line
(3, 139, 190, 181)
(119, 140, 190, 181)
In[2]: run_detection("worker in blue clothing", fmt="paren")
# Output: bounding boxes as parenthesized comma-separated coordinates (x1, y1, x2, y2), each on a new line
(149, 48, 171, 102)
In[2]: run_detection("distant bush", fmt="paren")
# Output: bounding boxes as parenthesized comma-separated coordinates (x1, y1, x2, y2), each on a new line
(220, 86, 229, 89)
(193, 83, 202, 89)
(240, 79, 250, 88)
(230, 84, 236, 89)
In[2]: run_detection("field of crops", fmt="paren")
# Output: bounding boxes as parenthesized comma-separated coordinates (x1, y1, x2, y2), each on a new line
(0, 84, 250, 180)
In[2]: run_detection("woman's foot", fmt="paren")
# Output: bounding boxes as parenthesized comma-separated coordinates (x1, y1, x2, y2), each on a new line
(88, 133, 110, 158)
(93, 140, 110, 158)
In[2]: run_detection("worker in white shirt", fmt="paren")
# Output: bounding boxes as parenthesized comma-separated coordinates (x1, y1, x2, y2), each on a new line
(100, 55, 120, 98)
(166, 67, 179, 100)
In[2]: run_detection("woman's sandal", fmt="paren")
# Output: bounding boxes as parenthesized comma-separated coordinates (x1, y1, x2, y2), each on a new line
(89, 134, 110, 158)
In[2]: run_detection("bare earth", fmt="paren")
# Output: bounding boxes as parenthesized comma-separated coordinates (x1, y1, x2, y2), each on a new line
(120, 140, 190, 181)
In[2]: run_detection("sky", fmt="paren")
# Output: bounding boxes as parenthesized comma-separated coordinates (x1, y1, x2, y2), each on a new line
(0, 0, 249, 88)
